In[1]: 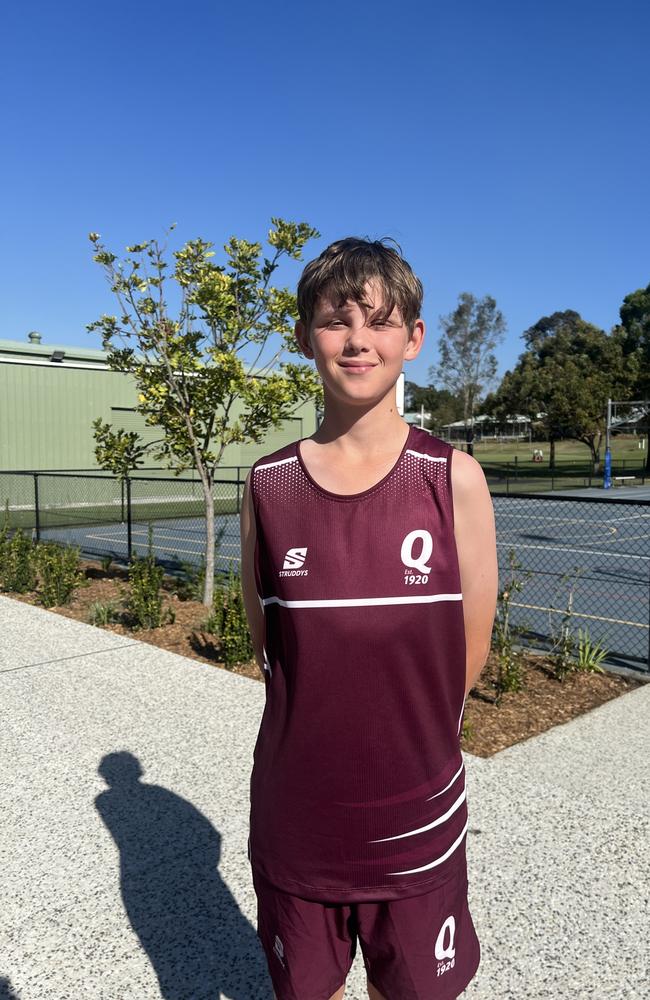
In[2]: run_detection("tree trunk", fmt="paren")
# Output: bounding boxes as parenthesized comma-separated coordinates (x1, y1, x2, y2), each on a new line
(200, 474, 216, 608)
(549, 438, 556, 470)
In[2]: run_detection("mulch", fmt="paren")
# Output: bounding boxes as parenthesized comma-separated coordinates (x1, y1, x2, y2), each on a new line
(4, 560, 646, 758)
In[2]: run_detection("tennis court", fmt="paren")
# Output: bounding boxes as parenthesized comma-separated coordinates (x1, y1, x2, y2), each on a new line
(2, 472, 649, 673)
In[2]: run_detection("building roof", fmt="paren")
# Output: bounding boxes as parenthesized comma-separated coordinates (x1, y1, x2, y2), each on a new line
(0, 333, 276, 376)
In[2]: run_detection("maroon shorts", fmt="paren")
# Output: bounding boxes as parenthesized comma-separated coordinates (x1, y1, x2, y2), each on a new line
(251, 861, 481, 1000)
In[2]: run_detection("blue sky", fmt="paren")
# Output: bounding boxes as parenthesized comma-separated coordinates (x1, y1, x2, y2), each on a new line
(2, 0, 648, 391)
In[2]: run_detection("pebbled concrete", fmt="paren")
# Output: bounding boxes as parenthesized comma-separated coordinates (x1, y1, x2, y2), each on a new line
(0, 593, 648, 999)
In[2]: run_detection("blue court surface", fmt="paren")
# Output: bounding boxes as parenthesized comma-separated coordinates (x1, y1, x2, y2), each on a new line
(29, 480, 650, 676)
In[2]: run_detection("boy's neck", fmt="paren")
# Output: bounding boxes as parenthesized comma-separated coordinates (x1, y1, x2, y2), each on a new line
(308, 406, 410, 457)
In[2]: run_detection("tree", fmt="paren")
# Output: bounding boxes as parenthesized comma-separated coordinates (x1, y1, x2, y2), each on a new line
(430, 293, 506, 439)
(491, 311, 638, 470)
(616, 281, 650, 398)
(404, 381, 463, 432)
(87, 219, 323, 606)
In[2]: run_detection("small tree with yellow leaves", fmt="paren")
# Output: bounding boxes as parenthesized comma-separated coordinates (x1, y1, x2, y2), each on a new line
(87, 219, 322, 606)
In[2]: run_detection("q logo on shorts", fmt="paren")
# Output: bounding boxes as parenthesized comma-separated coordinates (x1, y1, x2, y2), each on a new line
(434, 914, 457, 960)
(401, 529, 433, 575)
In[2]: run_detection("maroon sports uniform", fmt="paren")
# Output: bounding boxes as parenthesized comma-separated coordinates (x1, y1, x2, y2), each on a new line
(248, 424, 473, 904)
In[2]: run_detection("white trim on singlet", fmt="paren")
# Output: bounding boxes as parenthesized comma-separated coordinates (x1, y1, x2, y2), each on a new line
(426, 760, 465, 801)
(254, 455, 298, 472)
(370, 784, 466, 842)
(405, 449, 447, 462)
(386, 818, 469, 876)
(457, 697, 466, 736)
(261, 593, 463, 608)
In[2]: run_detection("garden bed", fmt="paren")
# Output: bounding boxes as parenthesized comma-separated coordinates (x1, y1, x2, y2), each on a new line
(5, 558, 646, 758)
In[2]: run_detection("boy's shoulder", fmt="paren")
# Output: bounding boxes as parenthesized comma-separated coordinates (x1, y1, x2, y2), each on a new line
(407, 426, 453, 458)
(250, 437, 299, 476)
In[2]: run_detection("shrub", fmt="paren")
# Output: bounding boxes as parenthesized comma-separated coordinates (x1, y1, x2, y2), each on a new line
(124, 523, 174, 630)
(206, 561, 253, 668)
(88, 600, 122, 626)
(575, 627, 607, 673)
(0, 526, 39, 593)
(173, 555, 207, 602)
(34, 541, 85, 607)
(492, 548, 532, 704)
(548, 567, 609, 680)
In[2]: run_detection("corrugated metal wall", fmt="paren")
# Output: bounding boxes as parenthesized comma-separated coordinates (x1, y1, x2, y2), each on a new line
(0, 356, 318, 472)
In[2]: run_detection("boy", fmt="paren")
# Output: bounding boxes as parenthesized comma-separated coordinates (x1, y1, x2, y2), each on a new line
(239, 237, 499, 1000)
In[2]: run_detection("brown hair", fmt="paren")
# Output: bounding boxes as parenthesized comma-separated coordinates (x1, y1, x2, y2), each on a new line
(297, 237, 424, 333)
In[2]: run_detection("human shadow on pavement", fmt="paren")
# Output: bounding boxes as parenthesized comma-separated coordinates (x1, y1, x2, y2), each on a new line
(0, 977, 21, 1000)
(95, 751, 272, 1000)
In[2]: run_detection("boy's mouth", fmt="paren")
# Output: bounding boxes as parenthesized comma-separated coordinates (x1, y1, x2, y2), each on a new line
(338, 362, 377, 372)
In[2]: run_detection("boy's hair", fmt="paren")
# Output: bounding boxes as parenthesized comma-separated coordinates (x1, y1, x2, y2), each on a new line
(297, 237, 424, 333)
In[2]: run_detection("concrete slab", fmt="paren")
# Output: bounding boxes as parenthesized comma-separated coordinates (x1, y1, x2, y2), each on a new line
(1, 595, 648, 999)
(0, 594, 135, 672)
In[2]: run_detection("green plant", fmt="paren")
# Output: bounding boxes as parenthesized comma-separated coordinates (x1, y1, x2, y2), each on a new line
(205, 560, 253, 668)
(87, 218, 322, 607)
(171, 557, 204, 601)
(0, 527, 39, 593)
(100, 554, 113, 574)
(124, 524, 175, 630)
(88, 600, 122, 626)
(173, 525, 226, 601)
(461, 720, 473, 742)
(548, 569, 610, 679)
(0, 501, 10, 575)
(34, 541, 85, 607)
(491, 548, 532, 704)
(575, 627, 608, 673)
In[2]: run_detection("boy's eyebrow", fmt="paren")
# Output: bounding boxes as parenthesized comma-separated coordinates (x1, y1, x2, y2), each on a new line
(314, 299, 398, 319)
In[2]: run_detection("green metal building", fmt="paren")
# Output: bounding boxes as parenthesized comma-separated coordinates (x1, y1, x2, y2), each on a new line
(0, 332, 319, 473)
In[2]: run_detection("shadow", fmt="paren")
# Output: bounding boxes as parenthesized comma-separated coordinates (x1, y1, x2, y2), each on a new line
(189, 632, 222, 663)
(95, 752, 271, 1000)
(0, 977, 21, 1000)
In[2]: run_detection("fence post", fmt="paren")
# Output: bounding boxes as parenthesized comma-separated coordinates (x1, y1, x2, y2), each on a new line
(126, 475, 132, 563)
(33, 473, 40, 543)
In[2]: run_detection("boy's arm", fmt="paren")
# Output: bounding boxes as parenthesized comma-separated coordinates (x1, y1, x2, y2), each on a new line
(239, 469, 266, 678)
(451, 448, 499, 699)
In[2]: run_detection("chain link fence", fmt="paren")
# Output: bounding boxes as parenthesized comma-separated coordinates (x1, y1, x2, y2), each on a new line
(1, 472, 648, 673)
(492, 493, 649, 674)
(0, 470, 243, 580)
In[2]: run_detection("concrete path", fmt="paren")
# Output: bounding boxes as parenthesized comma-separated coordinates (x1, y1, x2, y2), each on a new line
(1, 595, 648, 999)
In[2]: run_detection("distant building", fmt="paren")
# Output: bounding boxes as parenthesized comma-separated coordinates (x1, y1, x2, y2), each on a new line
(440, 413, 544, 442)
(0, 332, 318, 472)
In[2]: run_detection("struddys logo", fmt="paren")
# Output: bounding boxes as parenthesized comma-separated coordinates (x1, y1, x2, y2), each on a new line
(401, 529, 433, 585)
(279, 546, 308, 577)
(434, 913, 456, 978)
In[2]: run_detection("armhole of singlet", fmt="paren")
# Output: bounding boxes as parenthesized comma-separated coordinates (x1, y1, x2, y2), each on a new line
(446, 442, 456, 532)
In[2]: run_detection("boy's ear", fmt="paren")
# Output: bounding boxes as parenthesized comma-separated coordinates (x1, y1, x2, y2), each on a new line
(404, 318, 425, 360)
(295, 320, 313, 359)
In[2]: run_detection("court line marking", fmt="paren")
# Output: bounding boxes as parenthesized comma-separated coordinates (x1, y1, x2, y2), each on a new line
(496, 540, 650, 561)
(508, 600, 647, 629)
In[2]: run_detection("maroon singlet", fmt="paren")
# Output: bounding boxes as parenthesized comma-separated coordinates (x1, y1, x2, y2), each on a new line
(247, 424, 469, 903)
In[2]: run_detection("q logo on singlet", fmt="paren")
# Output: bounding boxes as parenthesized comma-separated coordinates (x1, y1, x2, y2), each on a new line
(401, 529, 433, 584)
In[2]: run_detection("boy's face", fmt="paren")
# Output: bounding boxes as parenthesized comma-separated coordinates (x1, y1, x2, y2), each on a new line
(295, 280, 424, 408)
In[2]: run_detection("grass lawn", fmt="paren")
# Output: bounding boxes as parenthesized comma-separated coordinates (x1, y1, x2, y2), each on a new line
(461, 434, 646, 469)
